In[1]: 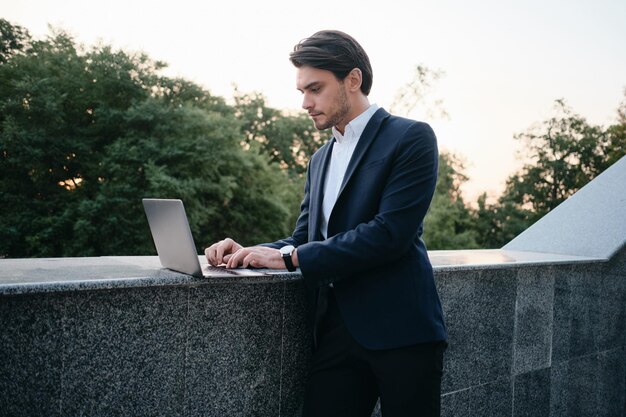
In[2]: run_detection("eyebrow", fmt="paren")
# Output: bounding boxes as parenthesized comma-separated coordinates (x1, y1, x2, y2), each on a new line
(298, 81, 322, 93)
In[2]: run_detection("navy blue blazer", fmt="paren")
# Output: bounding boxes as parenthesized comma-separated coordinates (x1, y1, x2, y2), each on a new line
(264, 108, 447, 350)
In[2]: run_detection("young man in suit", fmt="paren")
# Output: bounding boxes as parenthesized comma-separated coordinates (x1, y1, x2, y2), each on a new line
(206, 30, 447, 417)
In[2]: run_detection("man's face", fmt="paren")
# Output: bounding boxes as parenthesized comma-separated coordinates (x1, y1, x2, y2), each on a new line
(296, 66, 350, 132)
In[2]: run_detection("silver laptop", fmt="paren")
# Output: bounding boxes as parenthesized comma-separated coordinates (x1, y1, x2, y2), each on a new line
(142, 198, 266, 277)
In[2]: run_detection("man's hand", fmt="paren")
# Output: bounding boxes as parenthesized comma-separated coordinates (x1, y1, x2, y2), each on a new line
(225, 246, 287, 270)
(205, 238, 243, 266)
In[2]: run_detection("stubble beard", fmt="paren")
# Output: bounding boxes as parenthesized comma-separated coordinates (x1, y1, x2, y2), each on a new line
(314, 87, 350, 131)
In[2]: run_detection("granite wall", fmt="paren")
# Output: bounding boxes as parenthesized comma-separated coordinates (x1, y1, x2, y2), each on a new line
(0, 272, 309, 417)
(437, 250, 626, 417)
(1, 248, 624, 416)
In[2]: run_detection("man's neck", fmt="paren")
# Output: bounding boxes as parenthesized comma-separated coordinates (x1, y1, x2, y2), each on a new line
(335, 97, 371, 135)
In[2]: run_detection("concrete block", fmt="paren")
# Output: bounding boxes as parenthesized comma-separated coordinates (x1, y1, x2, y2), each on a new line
(185, 282, 283, 417)
(550, 360, 569, 417)
(61, 287, 187, 416)
(597, 347, 626, 417)
(504, 156, 626, 258)
(513, 368, 551, 417)
(469, 377, 512, 416)
(552, 264, 602, 362)
(569, 264, 602, 357)
(551, 355, 600, 417)
(597, 272, 626, 351)
(604, 244, 626, 276)
(438, 268, 516, 393)
(279, 280, 311, 417)
(0, 294, 64, 417)
(441, 388, 470, 417)
(513, 266, 554, 375)
(551, 266, 573, 363)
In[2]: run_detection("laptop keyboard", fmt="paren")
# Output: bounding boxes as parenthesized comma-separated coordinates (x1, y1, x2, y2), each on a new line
(203, 264, 238, 275)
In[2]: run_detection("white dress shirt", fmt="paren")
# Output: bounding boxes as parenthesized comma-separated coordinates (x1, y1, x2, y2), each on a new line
(320, 103, 379, 239)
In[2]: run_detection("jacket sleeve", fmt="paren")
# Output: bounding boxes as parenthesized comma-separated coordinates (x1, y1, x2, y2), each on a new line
(296, 122, 438, 285)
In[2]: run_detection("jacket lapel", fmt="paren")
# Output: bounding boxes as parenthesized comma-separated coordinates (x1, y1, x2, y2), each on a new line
(308, 138, 335, 242)
(336, 108, 389, 199)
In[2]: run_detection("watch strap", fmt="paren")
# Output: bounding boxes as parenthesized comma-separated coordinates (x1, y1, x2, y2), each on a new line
(282, 249, 296, 272)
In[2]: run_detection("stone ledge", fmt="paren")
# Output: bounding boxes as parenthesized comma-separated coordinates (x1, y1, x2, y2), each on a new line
(0, 250, 606, 296)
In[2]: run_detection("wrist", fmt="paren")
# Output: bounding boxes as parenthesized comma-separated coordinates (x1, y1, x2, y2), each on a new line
(279, 245, 297, 272)
(292, 248, 299, 268)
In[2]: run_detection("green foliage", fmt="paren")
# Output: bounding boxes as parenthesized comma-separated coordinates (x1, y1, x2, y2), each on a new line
(423, 152, 479, 250)
(502, 99, 625, 220)
(233, 89, 325, 177)
(473, 97, 626, 248)
(2, 20, 624, 257)
(503, 100, 615, 218)
(0, 19, 30, 63)
(0, 22, 303, 257)
(472, 193, 532, 249)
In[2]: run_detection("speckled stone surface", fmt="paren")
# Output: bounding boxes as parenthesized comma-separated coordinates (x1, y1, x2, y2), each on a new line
(552, 264, 604, 362)
(0, 251, 602, 296)
(549, 360, 570, 417)
(598, 347, 626, 417)
(469, 377, 513, 416)
(441, 388, 470, 417)
(513, 368, 551, 417)
(552, 354, 600, 417)
(597, 269, 626, 351)
(513, 266, 554, 375)
(185, 282, 283, 417)
(279, 280, 311, 417)
(549, 348, 626, 417)
(504, 156, 626, 259)
(0, 245, 624, 416)
(61, 286, 187, 417)
(437, 268, 517, 393)
(604, 244, 626, 277)
(2, 160, 623, 416)
(0, 293, 64, 417)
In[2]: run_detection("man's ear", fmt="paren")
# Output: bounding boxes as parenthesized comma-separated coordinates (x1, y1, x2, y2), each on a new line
(347, 68, 363, 92)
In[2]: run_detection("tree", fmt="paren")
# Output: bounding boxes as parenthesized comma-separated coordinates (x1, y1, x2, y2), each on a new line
(605, 88, 626, 167)
(389, 64, 449, 121)
(423, 152, 479, 250)
(0, 22, 304, 257)
(0, 19, 30, 63)
(233, 88, 325, 178)
(472, 193, 532, 249)
(500, 99, 625, 222)
(472, 96, 626, 248)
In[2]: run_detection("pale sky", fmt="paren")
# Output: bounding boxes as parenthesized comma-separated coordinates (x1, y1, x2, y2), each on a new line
(3, 0, 626, 202)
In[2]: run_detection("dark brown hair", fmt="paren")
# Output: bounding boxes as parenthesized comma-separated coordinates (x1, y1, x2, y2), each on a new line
(289, 30, 373, 95)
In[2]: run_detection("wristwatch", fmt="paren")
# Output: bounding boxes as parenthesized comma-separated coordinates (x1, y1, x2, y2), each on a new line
(279, 245, 296, 272)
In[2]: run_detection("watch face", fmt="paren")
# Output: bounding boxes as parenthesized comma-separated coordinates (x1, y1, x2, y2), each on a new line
(280, 245, 295, 255)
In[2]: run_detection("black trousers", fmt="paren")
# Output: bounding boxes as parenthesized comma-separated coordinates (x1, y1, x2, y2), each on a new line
(303, 290, 446, 417)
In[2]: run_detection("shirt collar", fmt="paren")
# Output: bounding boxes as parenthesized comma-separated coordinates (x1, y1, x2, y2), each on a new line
(332, 103, 379, 144)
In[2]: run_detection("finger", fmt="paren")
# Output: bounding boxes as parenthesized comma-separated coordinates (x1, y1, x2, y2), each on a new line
(205, 244, 218, 266)
(227, 238, 243, 252)
(226, 248, 245, 269)
(242, 253, 256, 268)
(215, 240, 230, 265)
(212, 242, 225, 265)
(204, 247, 213, 265)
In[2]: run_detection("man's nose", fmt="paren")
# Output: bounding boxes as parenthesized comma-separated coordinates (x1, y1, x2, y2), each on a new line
(301, 94, 312, 110)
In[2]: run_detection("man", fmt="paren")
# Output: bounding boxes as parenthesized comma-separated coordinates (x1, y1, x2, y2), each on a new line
(206, 30, 447, 417)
